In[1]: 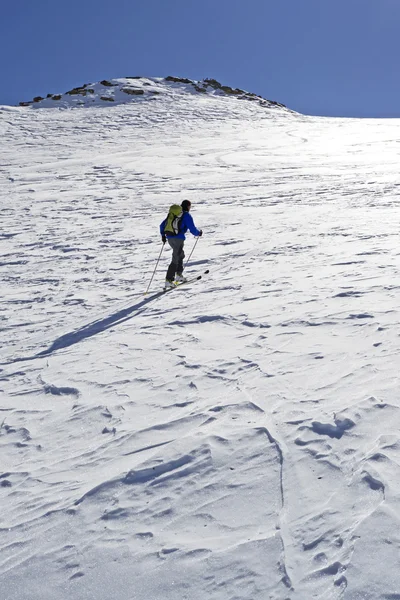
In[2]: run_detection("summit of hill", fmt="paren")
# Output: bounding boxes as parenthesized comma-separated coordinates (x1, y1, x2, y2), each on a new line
(17, 75, 290, 112)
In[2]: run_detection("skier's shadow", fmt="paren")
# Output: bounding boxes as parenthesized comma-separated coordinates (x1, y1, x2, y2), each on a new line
(4, 291, 164, 365)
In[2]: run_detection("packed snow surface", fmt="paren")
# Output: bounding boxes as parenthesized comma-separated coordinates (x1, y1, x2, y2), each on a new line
(1, 80, 400, 600)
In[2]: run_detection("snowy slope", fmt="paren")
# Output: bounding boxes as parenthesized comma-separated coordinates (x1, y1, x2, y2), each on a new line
(1, 79, 400, 600)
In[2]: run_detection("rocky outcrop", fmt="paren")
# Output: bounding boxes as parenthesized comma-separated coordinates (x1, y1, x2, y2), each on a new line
(66, 87, 87, 96)
(221, 86, 242, 95)
(121, 88, 144, 95)
(165, 76, 193, 84)
(203, 78, 222, 89)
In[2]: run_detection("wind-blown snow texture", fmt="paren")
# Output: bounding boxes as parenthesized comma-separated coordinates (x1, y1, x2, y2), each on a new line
(1, 77, 400, 600)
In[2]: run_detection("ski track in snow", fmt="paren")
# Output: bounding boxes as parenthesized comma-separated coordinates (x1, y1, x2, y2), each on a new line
(2, 87, 400, 599)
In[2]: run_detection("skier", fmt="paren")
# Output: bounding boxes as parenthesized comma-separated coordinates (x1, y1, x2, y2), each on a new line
(160, 200, 202, 290)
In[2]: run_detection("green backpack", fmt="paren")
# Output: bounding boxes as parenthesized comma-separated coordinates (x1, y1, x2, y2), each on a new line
(164, 204, 183, 236)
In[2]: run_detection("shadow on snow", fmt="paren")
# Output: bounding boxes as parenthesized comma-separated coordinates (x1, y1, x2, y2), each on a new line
(2, 290, 165, 366)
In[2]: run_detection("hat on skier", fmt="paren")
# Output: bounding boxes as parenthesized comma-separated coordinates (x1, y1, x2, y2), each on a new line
(181, 200, 191, 212)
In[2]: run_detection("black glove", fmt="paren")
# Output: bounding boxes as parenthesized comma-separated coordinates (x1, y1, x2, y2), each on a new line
(198, 230, 203, 237)
(162, 234, 167, 244)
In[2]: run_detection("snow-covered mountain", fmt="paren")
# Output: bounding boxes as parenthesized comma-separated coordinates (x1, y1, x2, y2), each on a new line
(2, 77, 400, 600)
(17, 75, 288, 111)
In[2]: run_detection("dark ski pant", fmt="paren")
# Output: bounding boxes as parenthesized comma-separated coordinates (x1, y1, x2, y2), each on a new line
(166, 237, 185, 281)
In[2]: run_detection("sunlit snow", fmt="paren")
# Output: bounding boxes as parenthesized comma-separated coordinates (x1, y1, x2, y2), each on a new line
(1, 78, 400, 600)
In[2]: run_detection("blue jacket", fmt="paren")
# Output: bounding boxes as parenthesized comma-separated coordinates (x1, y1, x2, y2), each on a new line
(160, 211, 201, 240)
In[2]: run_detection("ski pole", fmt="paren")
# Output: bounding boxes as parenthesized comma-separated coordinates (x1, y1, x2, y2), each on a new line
(144, 243, 165, 295)
(184, 236, 200, 269)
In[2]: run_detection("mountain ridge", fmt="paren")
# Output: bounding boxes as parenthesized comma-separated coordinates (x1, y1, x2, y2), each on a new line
(18, 75, 289, 111)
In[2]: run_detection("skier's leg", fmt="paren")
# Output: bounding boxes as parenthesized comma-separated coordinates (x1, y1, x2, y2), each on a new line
(177, 243, 185, 276)
(166, 239, 183, 281)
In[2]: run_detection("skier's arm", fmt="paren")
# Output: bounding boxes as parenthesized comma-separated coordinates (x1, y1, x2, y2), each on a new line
(160, 219, 167, 243)
(185, 213, 201, 237)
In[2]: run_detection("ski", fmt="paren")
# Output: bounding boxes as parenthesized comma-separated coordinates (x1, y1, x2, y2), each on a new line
(163, 269, 209, 293)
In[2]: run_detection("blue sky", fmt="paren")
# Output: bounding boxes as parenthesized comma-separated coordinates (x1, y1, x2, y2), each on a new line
(1, 0, 400, 116)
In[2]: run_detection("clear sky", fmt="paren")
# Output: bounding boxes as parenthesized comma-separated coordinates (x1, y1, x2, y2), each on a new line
(1, 0, 400, 117)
